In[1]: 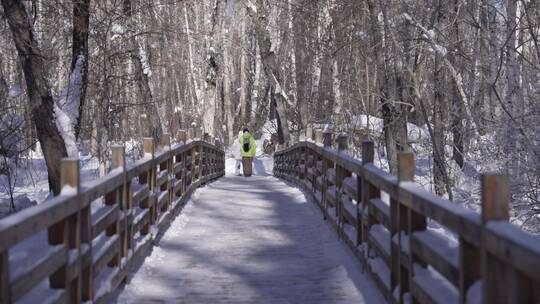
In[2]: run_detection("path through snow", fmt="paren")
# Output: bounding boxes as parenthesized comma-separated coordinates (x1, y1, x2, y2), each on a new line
(112, 171, 383, 303)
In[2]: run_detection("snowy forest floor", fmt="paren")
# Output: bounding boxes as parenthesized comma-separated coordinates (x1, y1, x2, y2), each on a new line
(111, 161, 384, 303)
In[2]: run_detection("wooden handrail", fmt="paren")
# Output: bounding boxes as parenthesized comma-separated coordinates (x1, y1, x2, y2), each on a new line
(274, 129, 540, 304)
(0, 133, 225, 304)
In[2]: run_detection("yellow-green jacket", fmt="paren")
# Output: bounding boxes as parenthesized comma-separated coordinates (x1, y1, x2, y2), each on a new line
(240, 132, 256, 157)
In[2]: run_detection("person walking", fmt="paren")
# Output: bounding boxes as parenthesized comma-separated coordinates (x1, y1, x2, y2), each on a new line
(234, 131, 243, 176)
(239, 128, 256, 177)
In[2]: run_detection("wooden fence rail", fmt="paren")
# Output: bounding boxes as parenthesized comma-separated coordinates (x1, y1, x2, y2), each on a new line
(274, 128, 540, 304)
(0, 132, 225, 304)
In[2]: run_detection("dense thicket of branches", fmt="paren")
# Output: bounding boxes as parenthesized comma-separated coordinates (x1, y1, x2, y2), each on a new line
(0, 0, 538, 230)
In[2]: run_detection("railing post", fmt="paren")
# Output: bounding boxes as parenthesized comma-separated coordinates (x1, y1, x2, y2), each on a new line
(160, 134, 171, 149)
(481, 174, 510, 304)
(315, 129, 323, 144)
(187, 128, 194, 141)
(306, 127, 314, 141)
(198, 142, 204, 182)
(195, 128, 203, 139)
(323, 131, 332, 148)
(336, 134, 349, 236)
(158, 135, 172, 212)
(359, 140, 374, 245)
(49, 158, 81, 303)
(81, 162, 94, 301)
(337, 134, 348, 153)
(176, 130, 186, 144)
(396, 152, 417, 302)
(0, 249, 9, 303)
(105, 147, 125, 269)
(113, 145, 129, 259)
(140, 138, 156, 234)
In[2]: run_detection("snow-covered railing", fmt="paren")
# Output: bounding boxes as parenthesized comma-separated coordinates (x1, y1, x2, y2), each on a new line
(274, 129, 540, 304)
(0, 133, 225, 304)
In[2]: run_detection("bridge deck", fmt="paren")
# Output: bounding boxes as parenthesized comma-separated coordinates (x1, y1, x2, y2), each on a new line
(112, 175, 384, 303)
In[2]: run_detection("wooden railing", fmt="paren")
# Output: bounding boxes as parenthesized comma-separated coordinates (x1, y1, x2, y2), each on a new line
(274, 129, 540, 304)
(0, 132, 225, 304)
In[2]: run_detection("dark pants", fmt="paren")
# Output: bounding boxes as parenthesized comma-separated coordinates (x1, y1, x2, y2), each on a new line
(242, 157, 253, 176)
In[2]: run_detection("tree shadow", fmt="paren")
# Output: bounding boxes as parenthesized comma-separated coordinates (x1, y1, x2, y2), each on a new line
(110, 176, 384, 304)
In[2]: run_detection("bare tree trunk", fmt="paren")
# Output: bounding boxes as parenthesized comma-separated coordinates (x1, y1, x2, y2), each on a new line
(201, 0, 223, 137)
(505, 0, 520, 179)
(1, 0, 68, 195)
(72, 0, 90, 140)
(123, 0, 162, 140)
(366, 0, 404, 174)
(184, 3, 200, 110)
(450, 0, 464, 168)
(431, 1, 453, 199)
(248, 0, 291, 143)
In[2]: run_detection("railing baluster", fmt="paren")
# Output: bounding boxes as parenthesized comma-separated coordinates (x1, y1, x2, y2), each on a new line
(0, 250, 11, 303)
(356, 141, 373, 247)
(49, 158, 81, 303)
(396, 152, 416, 302)
(176, 129, 187, 144)
(139, 138, 156, 235)
(481, 174, 509, 304)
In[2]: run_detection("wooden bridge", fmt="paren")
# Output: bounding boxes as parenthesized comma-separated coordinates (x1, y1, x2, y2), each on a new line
(0, 129, 539, 304)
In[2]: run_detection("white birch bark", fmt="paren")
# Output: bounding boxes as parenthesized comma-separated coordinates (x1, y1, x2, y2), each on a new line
(184, 3, 201, 109)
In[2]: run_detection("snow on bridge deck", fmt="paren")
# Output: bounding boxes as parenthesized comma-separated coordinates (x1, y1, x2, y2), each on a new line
(112, 174, 384, 303)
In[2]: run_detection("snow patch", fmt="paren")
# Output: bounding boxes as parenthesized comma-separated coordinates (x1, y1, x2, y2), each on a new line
(60, 185, 77, 196)
(9, 84, 22, 97)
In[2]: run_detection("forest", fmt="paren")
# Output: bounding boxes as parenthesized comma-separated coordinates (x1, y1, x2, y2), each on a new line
(0, 0, 539, 233)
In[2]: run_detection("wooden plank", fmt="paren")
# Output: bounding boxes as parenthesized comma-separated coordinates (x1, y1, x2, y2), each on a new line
(483, 222, 540, 282)
(92, 236, 120, 276)
(132, 185, 149, 205)
(81, 170, 125, 203)
(368, 225, 391, 265)
(11, 245, 66, 301)
(0, 251, 10, 303)
(132, 209, 150, 235)
(49, 158, 81, 303)
(156, 170, 168, 188)
(174, 162, 184, 174)
(362, 164, 398, 199)
(124, 158, 154, 181)
(410, 231, 459, 286)
(459, 238, 480, 304)
(104, 185, 121, 268)
(0, 195, 78, 252)
(481, 174, 509, 304)
(157, 190, 168, 210)
(398, 182, 482, 246)
(369, 198, 390, 229)
(343, 176, 358, 201)
(67, 244, 91, 282)
(91, 205, 119, 237)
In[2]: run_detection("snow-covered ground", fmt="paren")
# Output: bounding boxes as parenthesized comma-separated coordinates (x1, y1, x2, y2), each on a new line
(0, 150, 101, 219)
(112, 170, 384, 303)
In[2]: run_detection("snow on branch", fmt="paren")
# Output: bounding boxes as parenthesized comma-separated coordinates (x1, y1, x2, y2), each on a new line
(245, 0, 257, 14)
(402, 13, 475, 134)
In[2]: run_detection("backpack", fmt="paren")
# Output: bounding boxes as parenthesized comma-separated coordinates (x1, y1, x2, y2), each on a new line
(243, 139, 250, 153)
